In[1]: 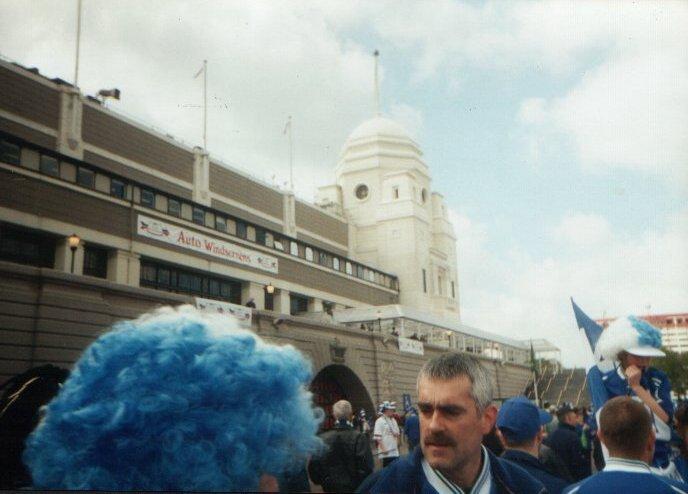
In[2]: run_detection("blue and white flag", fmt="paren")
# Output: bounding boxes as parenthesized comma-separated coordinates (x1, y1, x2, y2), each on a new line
(571, 298, 603, 353)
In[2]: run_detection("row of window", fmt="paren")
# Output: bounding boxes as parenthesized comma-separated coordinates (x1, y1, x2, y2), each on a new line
(140, 259, 242, 304)
(421, 268, 456, 298)
(0, 222, 109, 279)
(1, 136, 399, 290)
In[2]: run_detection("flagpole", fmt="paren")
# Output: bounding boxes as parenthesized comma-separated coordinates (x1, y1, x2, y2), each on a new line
(288, 115, 293, 191)
(74, 0, 83, 87)
(203, 59, 207, 150)
(373, 50, 380, 116)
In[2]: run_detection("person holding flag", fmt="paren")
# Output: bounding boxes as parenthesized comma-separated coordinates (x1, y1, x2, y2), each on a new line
(572, 300, 682, 481)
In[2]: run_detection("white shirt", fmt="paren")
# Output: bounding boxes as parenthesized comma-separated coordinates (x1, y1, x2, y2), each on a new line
(373, 414, 400, 458)
(421, 445, 492, 494)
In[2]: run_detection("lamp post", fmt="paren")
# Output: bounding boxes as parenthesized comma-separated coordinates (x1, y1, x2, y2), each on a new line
(265, 283, 275, 295)
(67, 233, 80, 274)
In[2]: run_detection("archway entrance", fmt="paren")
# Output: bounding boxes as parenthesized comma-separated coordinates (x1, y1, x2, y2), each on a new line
(310, 364, 375, 430)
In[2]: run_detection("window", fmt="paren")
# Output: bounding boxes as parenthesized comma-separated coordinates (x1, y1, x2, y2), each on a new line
(368, 270, 375, 282)
(76, 167, 95, 188)
(274, 239, 284, 251)
(345, 261, 353, 275)
(236, 221, 247, 239)
(451, 281, 456, 299)
(255, 228, 267, 245)
(0, 140, 20, 165)
(356, 264, 364, 279)
(192, 207, 205, 225)
(438, 275, 444, 296)
(392, 186, 399, 199)
(215, 216, 227, 232)
(333, 257, 340, 271)
(290, 241, 299, 256)
(264, 289, 274, 311)
(168, 199, 181, 217)
(319, 251, 329, 267)
(289, 293, 309, 315)
(422, 269, 427, 293)
(0, 223, 55, 268)
(157, 267, 171, 286)
(40, 155, 59, 177)
(140, 260, 241, 303)
(421, 188, 428, 203)
(305, 247, 314, 262)
(355, 184, 369, 200)
(110, 179, 126, 199)
(141, 189, 155, 208)
(83, 245, 108, 278)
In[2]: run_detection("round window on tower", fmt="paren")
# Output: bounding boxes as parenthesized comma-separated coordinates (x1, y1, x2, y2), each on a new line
(355, 184, 369, 200)
(421, 188, 428, 204)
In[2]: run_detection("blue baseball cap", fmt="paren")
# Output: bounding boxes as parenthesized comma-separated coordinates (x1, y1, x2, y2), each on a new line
(496, 396, 552, 443)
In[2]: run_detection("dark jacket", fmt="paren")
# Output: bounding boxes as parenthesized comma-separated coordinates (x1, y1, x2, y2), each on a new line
(404, 414, 420, 448)
(357, 446, 546, 494)
(502, 449, 569, 494)
(539, 443, 574, 483)
(544, 423, 590, 481)
(308, 421, 374, 493)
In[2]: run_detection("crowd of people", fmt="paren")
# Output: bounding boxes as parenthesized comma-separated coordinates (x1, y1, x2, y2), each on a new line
(0, 305, 687, 493)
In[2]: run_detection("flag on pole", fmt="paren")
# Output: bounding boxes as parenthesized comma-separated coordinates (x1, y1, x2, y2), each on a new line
(193, 64, 204, 79)
(571, 298, 603, 353)
(283, 116, 291, 135)
(529, 340, 540, 406)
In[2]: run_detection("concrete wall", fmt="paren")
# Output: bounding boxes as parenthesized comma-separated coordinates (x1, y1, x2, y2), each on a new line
(0, 261, 530, 404)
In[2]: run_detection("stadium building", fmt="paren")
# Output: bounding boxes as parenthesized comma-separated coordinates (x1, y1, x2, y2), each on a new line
(0, 58, 532, 419)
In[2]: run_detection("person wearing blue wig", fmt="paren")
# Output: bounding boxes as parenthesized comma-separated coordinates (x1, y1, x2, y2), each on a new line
(23, 305, 323, 491)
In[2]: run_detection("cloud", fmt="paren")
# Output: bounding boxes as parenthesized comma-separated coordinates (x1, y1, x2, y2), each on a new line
(0, 0, 379, 199)
(552, 213, 612, 250)
(451, 208, 688, 367)
(513, 2, 688, 185)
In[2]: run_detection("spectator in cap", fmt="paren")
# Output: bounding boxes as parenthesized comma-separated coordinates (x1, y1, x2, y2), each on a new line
(373, 401, 400, 467)
(544, 403, 591, 481)
(588, 315, 675, 473)
(496, 396, 569, 494)
(563, 396, 688, 493)
(23, 305, 322, 491)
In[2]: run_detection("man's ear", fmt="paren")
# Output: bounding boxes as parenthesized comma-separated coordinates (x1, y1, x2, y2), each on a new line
(481, 405, 498, 434)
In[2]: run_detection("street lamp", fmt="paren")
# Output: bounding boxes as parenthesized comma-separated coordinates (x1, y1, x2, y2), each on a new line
(265, 282, 275, 294)
(67, 233, 80, 274)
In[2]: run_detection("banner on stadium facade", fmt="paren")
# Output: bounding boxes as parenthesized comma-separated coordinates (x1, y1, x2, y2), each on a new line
(398, 337, 424, 355)
(137, 214, 278, 274)
(195, 297, 252, 327)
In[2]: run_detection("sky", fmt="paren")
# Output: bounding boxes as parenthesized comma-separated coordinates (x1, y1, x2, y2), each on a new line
(2, 0, 686, 366)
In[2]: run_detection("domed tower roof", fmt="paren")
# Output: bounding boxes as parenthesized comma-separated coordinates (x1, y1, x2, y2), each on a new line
(346, 116, 413, 143)
(337, 116, 425, 176)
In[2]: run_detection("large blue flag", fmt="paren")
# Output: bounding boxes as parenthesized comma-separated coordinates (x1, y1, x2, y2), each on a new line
(571, 298, 603, 352)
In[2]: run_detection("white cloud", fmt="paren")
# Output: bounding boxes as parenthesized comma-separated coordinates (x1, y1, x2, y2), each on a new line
(0, 0, 379, 199)
(451, 208, 688, 367)
(552, 213, 612, 250)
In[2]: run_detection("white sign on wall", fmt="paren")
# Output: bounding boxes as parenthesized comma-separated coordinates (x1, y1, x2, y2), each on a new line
(195, 297, 252, 327)
(399, 337, 424, 355)
(137, 214, 278, 274)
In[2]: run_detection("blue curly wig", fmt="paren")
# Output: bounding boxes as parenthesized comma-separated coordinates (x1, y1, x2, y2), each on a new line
(629, 315, 663, 348)
(24, 305, 323, 491)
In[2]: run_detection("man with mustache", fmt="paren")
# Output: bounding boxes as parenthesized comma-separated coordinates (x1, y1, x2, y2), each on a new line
(358, 353, 545, 493)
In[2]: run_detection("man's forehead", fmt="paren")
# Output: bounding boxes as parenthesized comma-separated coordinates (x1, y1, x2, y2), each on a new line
(417, 375, 473, 403)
